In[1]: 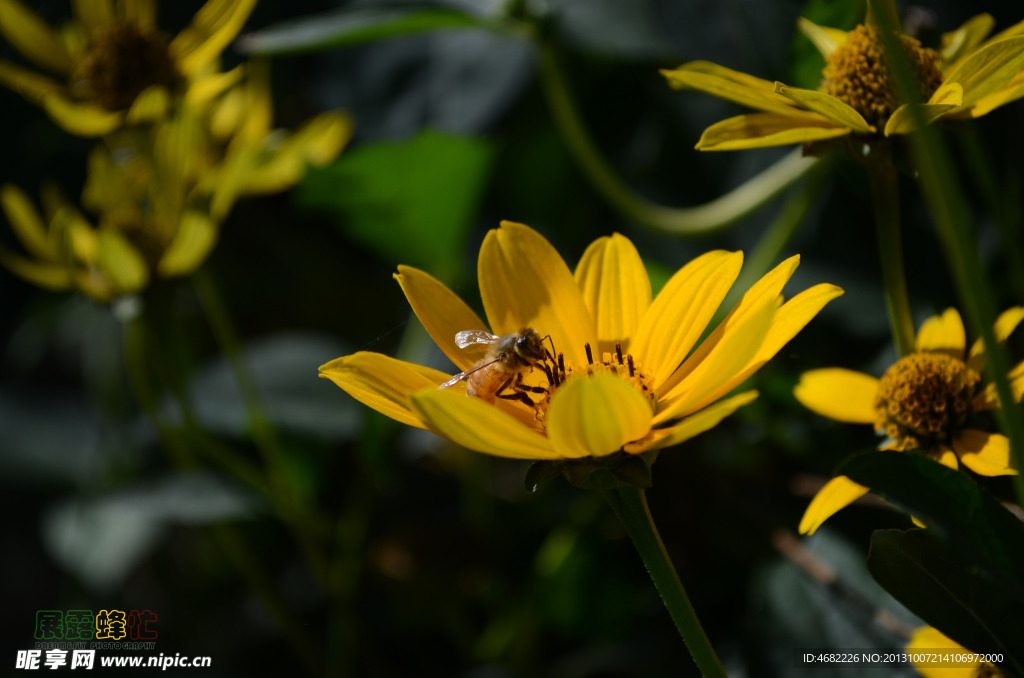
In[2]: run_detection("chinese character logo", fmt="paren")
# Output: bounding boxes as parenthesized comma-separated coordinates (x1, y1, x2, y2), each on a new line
(128, 610, 158, 640)
(34, 611, 63, 640)
(95, 610, 127, 640)
(63, 610, 95, 641)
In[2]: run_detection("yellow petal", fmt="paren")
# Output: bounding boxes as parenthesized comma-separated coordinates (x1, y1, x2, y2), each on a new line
(120, 0, 157, 32)
(478, 221, 598, 370)
(545, 373, 653, 459)
(794, 368, 879, 424)
(907, 627, 974, 678)
(1, 184, 54, 261)
(967, 306, 1024, 372)
(953, 70, 1024, 118)
(408, 388, 557, 459)
(797, 17, 846, 58)
(930, 444, 959, 470)
(290, 111, 353, 167)
(125, 85, 169, 123)
(980, 18, 1024, 50)
(96, 229, 148, 293)
(798, 475, 870, 535)
(661, 67, 803, 115)
(953, 429, 1018, 476)
(663, 283, 844, 418)
(653, 297, 777, 425)
(973, 382, 1000, 411)
(0, 0, 72, 74)
(0, 58, 66, 103)
(774, 83, 874, 133)
(884, 82, 964, 135)
(625, 389, 758, 454)
(210, 84, 245, 139)
(661, 61, 788, 95)
(941, 14, 995, 66)
(71, 0, 114, 35)
(394, 265, 489, 372)
(42, 95, 123, 136)
(319, 352, 448, 429)
(696, 112, 850, 151)
(169, 0, 259, 76)
(158, 211, 218, 277)
(186, 63, 247, 105)
(941, 36, 1024, 109)
(574, 233, 651, 355)
(915, 307, 966, 359)
(0, 243, 71, 289)
(631, 250, 742, 389)
(57, 208, 99, 263)
(659, 255, 800, 396)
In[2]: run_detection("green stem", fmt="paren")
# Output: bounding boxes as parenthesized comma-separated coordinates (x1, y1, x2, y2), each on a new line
(192, 268, 331, 587)
(868, 159, 916, 357)
(537, 38, 819, 236)
(602, 487, 727, 678)
(870, 0, 1024, 504)
(122, 316, 323, 677)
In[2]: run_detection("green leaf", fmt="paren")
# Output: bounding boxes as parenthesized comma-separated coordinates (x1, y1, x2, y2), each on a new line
(867, 529, 1024, 674)
(839, 451, 1024, 589)
(524, 459, 562, 492)
(237, 7, 484, 55)
(787, 0, 865, 90)
(296, 130, 495, 283)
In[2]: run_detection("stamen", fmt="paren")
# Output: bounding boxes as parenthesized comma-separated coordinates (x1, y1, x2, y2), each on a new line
(615, 343, 623, 365)
(585, 343, 593, 365)
(627, 355, 635, 377)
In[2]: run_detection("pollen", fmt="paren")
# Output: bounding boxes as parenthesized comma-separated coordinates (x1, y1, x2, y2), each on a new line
(820, 24, 944, 130)
(73, 22, 180, 111)
(873, 352, 980, 450)
(533, 342, 657, 428)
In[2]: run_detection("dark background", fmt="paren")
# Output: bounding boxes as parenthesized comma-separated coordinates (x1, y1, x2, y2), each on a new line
(2, 0, 1022, 675)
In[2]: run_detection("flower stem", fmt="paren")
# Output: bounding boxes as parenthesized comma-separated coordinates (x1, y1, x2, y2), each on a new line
(602, 487, 727, 678)
(868, 159, 916, 357)
(537, 37, 819, 236)
(192, 267, 331, 587)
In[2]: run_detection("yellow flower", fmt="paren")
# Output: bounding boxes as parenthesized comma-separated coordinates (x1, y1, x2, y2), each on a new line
(0, 0, 258, 136)
(660, 13, 1024, 150)
(906, 626, 1002, 678)
(320, 222, 842, 462)
(794, 307, 1023, 535)
(0, 63, 351, 301)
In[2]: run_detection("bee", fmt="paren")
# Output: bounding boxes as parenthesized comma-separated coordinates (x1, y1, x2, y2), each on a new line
(438, 328, 564, 406)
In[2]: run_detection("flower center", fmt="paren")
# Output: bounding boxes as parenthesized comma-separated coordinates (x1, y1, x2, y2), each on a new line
(74, 22, 180, 111)
(873, 352, 980, 450)
(820, 24, 943, 130)
(532, 342, 657, 427)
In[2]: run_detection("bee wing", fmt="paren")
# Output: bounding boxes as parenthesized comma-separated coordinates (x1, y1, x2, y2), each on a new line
(455, 330, 501, 352)
(438, 359, 501, 390)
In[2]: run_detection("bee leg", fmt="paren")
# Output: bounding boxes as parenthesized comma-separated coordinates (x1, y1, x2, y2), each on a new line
(514, 371, 547, 395)
(497, 391, 535, 407)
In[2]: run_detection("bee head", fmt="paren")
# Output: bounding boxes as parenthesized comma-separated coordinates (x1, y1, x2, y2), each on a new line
(514, 328, 546, 362)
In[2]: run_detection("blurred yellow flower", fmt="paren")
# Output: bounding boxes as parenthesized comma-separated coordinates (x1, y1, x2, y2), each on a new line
(0, 0, 257, 136)
(0, 62, 352, 301)
(795, 307, 1022, 534)
(320, 222, 842, 460)
(906, 626, 1001, 678)
(661, 13, 1024, 150)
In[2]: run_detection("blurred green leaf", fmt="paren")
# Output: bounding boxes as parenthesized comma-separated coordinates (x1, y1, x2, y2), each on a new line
(297, 130, 495, 282)
(237, 6, 484, 55)
(788, 0, 865, 90)
(867, 528, 1024, 672)
(840, 451, 1024, 589)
